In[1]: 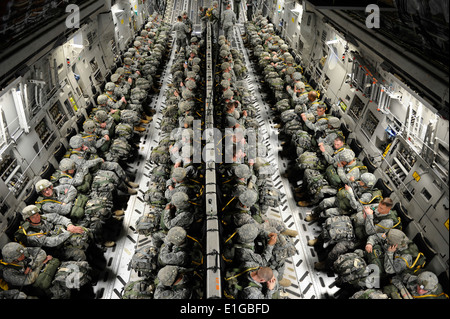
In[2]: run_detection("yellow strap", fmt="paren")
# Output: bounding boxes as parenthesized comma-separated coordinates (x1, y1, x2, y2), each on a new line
(413, 292, 449, 299)
(0, 278, 9, 291)
(20, 226, 47, 237)
(225, 267, 259, 281)
(106, 94, 117, 103)
(0, 260, 21, 267)
(187, 235, 203, 249)
(359, 194, 383, 205)
(375, 217, 401, 230)
(395, 252, 425, 271)
(334, 147, 345, 155)
(222, 254, 233, 263)
(221, 196, 236, 211)
(224, 232, 237, 244)
(35, 199, 62, 205)
(51, 174, 72, 180)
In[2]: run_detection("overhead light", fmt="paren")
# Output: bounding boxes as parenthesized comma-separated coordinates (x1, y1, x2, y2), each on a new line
(11, 88, 29, 134)
(326, 39, 339, 45)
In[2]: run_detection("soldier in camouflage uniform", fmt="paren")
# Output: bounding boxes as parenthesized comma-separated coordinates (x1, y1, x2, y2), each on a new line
(225, 223, 277, 270)
(353, 197, 400, 242)
(15, 205, 89, 261)
(92, 109, 116, 138)
(158, 226, 190, 267)
(365, 229, 425, 279)
(306, 172, 379, 222)
(34, 179, 77, 216)
(239, 266, 279, 299)
(68, 135, 139, 193)
(80, 120, 110, 155)
(1, 242, 52, 288)
(383, 270, 448, 299)
(153, 265, 192, 299)
(162, 191, 195, 231)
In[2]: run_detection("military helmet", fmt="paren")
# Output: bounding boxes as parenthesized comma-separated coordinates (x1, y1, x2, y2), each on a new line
(222, 72, 231, 80)
(417, 271, 439, 291)
(171, 167, 187, 182)
(184, 116, 194, 126)
(295, 81, 306, 90)
(223, 89, 233, 99)
(221, 62, 230, 70)
(292, 72, 302, 81)
(124, 57, 133, 65)
(35, 179, 52, 193)
(95, 110, 108, 122)
(185, 80, 196, 90)
(239, 189, 258, 207)
(83, 120, 96, 132)
(97, 94, 108, 105)
(105, 82, 115, 91)
(360, 173, 376, 188)
(286, 66, 295, 75)
(166, 226, 187, 246)
(116, 67, 125, 75)
(59, 158, 75, 171)
(134, 41, 142, 47)
(327, 116, 341, 128)
(182, 88, 194, 99)
(339, 148, 355, 163)
(171, 192, 189, 212)
(1, 242, 26, 263)
(234, 164, 251, 179)
(386, 229, 409, 247)
(111, 74, 121, 83)
(157, 265, 178, 286)
(69, 135, 84, 149)
(21, 205, 41, 220)
(237, 223, 259, 243)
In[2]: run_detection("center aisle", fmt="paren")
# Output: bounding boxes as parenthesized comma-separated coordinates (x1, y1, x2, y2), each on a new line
(231, 23, 340, 299)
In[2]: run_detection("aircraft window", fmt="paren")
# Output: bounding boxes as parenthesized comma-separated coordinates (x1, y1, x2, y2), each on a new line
(348, 94, 365, 120)
(0, 107, 8, 150)
(362, 110, 379, 136)
(421, 188, 432, 201)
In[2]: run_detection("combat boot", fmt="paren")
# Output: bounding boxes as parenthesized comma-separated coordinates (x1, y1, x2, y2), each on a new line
(314, 261, 326, 270)
(307, 238, 319, 246)
(113, 210, 124, 216)
(140, 119, 150, 124)
(104, 241, 116, 248)
(298, 200, 312, 207)
(305, 213, 318, 222)
(281, 229, 298, 237)
(279, 278, 292, 287)
(127, 180, 139, 188)
(127, 187, 138, 195)
(134, 126, 146, 132)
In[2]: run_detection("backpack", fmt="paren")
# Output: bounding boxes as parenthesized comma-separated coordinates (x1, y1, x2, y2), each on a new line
(297, 151, 325, 171)
(122, 279, 155, 299)
(70, 194, 89, 220)
(32, 257, 61, 290)
(129, 246, 159, 276)
(333, 251, 369, 285)
(322, 215, 355, 244)
(91, 170, 118, 193)
(135, 209, 161, 236)
(51, 261, 91, 289)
